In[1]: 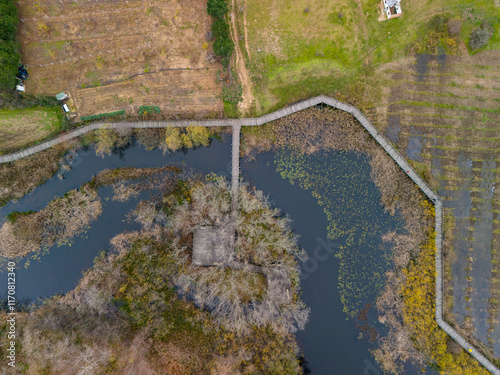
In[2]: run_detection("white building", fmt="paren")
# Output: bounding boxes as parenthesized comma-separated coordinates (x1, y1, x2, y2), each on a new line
(383, 0, 402, 19)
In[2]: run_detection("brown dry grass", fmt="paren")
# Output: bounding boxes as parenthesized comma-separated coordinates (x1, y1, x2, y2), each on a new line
(0, 145, 66, 206)
(0, 107, 60, 152)
(0, 184, 102, 258)
(17, 0, 223, 118)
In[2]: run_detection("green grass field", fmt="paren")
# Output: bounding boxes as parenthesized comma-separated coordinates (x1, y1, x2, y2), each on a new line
(0, 107, 62, 153)
(236, 0, 500, 113)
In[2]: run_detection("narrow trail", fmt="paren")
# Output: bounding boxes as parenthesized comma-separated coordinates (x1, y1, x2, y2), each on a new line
(242, 0, 252, 62)
(230, 0, 255, 115)
(354, 0, 371, 65)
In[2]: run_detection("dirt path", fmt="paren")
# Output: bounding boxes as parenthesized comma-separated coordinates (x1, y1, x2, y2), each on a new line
(242, 1, 252, 62)
(230, 0, 255, 114)
(354, 0, 371, 65)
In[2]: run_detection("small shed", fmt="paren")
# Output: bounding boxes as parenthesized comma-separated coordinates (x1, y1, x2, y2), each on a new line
(266, 268, 292, 304)
(192, 225, 231, 266)
(55, 92, 68, 101)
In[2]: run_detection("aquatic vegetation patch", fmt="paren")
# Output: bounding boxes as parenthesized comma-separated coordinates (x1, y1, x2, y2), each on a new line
(275, 147, 401, 318)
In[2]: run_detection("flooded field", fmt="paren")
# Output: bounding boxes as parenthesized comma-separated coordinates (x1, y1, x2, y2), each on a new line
(374, 51, 500, 359)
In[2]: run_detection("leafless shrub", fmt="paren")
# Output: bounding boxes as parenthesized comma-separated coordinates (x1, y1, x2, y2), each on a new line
(135, 128, 165, 151)
(447, 18, 462, 36)
(469, 25, 493, 50)
(95, 128, 132, 157)
(133, 200, 166, 230)
(167, 178, 309, 334)
(112, 182, 140, 201)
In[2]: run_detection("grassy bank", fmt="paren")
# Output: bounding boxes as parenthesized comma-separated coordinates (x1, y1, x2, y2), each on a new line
(0, 106, 63, 153)
(236, 0, 499, 113)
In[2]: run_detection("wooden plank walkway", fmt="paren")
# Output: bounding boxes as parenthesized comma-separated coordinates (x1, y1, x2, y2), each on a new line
(1, 96, 498, 374)
(231, 124, 241, 215)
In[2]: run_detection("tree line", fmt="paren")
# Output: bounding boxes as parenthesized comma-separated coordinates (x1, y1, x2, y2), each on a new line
(0, 0, 20, 90)
(207, 0, 234, 67)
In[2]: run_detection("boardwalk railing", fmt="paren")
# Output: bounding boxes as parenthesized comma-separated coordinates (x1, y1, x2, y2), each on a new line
(1, 96, 498, 374)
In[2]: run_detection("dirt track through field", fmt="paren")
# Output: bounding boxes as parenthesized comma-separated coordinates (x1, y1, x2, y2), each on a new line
(242, 0, 252, 62)
(230, 0, 255, 114)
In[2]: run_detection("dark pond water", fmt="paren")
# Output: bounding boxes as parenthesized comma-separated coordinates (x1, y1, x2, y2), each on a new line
(0, 136, 421, 374)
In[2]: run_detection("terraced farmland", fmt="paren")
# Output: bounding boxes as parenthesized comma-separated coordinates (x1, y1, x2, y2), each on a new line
(17, 0, 222, 117)
(374, 50, 500, 361)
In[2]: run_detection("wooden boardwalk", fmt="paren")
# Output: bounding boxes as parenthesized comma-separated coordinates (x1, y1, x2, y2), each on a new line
(1, 96, 498, 374)
(231, 124, 241, 214)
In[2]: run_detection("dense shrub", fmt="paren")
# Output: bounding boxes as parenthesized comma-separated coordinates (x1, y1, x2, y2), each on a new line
(0, 92, 58, 109)
(207, 0, 233, 67)
(0, 41, 19, 91)
(0, 0, 18, 41)
(207, 0, 228, 19)
(80, 110, 125, 122)
(0, 0, 19, 90)
(211, 19, 234, 64)
(214, 37, 234, 61)
(211, 18, 230, 40)
(469, 22, 493, 50)
(138, 105, 161, 115)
